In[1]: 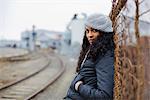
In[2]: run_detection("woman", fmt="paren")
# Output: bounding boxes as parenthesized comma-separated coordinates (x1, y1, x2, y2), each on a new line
(64, 14, 114, 100)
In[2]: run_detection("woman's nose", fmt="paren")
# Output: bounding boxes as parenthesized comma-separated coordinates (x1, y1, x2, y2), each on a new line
(88, 31, 93, 37)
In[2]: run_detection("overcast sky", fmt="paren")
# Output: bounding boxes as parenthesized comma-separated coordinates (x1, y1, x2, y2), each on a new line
(0, 0, 112, 40)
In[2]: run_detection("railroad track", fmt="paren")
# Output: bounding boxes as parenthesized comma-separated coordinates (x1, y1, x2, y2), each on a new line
(0, 52, 65, 100)
(0, 51, 50, 90)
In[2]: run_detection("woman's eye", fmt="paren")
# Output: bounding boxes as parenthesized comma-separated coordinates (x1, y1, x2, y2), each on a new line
(91, 29, 96, 33)
(92, 30, 96, 32)
(85, 29, 89, 33)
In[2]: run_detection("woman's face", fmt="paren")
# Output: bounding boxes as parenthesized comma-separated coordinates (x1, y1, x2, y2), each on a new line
(85, 26, 101, 44)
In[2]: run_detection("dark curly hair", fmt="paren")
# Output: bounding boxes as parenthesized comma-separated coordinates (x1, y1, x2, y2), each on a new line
(76, 30, 114, 72)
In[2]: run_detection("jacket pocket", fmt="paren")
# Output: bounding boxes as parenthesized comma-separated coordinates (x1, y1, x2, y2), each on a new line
(70, 74, 83, 91)
(66, 87, 84, 100)
(66, 74, 84, 100)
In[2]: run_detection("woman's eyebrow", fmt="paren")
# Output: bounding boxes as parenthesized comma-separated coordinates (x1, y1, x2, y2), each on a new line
(91, 28, 99, 31)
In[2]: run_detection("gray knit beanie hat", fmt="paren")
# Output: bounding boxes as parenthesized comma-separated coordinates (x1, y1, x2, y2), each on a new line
(85, 14, 113, 32)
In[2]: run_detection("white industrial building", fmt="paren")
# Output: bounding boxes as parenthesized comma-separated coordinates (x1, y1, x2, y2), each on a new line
(20, 13, 86, 51)
(20, 29, 63, 51)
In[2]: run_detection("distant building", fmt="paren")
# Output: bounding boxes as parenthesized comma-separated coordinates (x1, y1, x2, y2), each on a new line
(66, 13, 87, 44)
(0, 39, 20, 48)
(20, 29, 63, 50)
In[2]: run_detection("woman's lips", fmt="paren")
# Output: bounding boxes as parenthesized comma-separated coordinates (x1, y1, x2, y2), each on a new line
(89, 39, 94, 43)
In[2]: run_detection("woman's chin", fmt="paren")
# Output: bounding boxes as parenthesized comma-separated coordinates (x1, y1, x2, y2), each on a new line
(89, 41, 93, 45)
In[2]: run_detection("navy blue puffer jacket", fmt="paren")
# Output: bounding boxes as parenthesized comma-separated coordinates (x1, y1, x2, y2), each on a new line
(65, 50, 114, 100)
